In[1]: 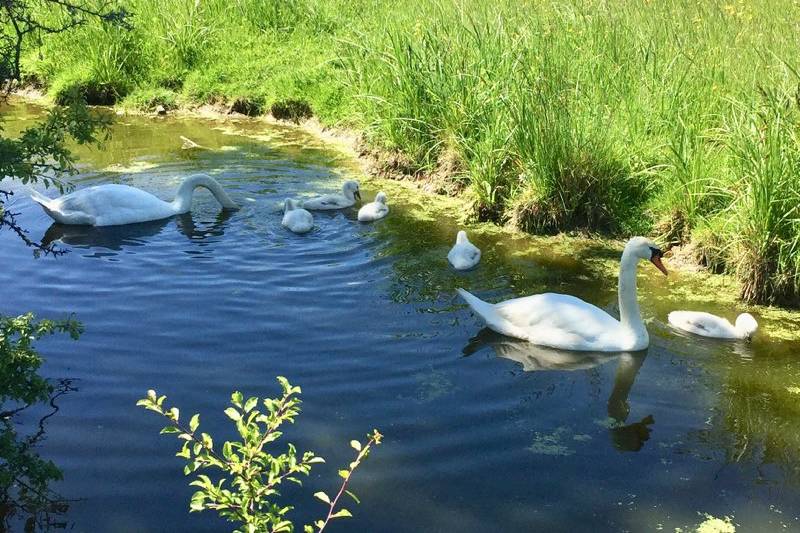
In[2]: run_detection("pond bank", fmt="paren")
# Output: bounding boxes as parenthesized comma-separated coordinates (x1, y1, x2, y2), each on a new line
(12, 91, 800, 343)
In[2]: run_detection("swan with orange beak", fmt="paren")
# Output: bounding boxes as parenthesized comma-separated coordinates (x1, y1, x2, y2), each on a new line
(457, 237, 668, 352)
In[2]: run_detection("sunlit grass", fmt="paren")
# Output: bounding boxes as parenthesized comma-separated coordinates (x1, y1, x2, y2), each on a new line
(21, 0, 800, 305)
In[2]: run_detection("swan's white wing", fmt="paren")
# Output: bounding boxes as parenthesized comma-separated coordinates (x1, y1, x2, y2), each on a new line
(495, 293, 622, 349)
(51, 185, 175, 226)
(282, 209, 314, 233)
(667, 311, 736, 338)
(448, 243, 481, 270)
(303, 194, 351, 210)
(357, 202, 388, 221)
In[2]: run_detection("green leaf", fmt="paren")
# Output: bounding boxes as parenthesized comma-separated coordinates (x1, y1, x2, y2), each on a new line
(350, 440, 362, 451)
(338, 469, 349, 479)
(244, 396, 258, 413)
(313, 491, 331, 505)
(344, 490, 360, 504)
(189, 414, 200, 432)
(169, 407, 180, 421)
(231, 391, 243, 407)
(330, 508, 353, 519)
(160, 426, 181, 434)
(224, 407, 241, 421)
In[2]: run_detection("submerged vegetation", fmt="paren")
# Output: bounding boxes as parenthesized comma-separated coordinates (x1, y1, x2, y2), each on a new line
(19, 0, 800, 306)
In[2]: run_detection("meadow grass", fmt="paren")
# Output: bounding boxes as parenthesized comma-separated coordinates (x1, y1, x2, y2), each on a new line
(19, 0, 800, 306)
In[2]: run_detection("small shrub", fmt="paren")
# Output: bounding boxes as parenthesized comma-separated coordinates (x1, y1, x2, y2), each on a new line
(271, 99, 313, 122)
(230, 96, 266, 116)
(51, 71, 123, 106)
(138, 377, 382, 533)
(124, 87, 179, 112)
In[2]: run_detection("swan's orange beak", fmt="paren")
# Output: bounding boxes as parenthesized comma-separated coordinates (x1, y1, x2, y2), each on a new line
(650, 255, 668, 276)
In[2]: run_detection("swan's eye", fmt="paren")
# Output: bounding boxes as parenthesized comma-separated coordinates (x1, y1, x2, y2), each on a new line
(649, 246, 663, 258)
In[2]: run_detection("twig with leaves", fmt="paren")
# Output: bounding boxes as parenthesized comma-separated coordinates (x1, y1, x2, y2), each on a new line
(138, 377, 382, 533)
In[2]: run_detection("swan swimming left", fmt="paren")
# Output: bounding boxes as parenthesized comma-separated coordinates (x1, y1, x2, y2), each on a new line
(457, 237, 668, 352)
(29, 174, 239, 227)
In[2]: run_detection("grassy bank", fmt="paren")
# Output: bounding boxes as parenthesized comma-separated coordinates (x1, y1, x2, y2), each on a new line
(20, 0, 800, 306)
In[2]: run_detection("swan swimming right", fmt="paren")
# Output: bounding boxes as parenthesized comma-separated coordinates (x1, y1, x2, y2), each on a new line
(667, 311, 758, 340)
(457, 237, 668, 351)
(302, 180, 361, 210)
(448, 231, 481, 270)
(30, 174, 238, 226)
(281, 198, 314, 234)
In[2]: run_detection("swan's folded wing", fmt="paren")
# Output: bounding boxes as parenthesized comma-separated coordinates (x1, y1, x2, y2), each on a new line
(495, 293, 620, 340)
(305, 194, 346, 209)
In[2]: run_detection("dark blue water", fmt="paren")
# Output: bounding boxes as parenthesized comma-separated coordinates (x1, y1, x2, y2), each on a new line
(2, 102, 800, 532)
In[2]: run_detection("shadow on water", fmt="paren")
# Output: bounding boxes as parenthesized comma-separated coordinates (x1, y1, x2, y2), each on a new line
(463, 329, 654, 452)
(40, 211, 234, 251)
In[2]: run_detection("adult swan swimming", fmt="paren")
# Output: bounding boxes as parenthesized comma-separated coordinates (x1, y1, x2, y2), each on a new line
(29, 174, 239, 226)
(457, 237, 668, 352)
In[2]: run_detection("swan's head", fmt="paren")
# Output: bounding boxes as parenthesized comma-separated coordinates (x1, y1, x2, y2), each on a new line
(735, 313, 758, 339)
(283, 198, 300, 213)
(343, 180, 361, 202)
(375, 191, 388, 204)
(625, 236, 668, 275)
(456, 230, 469, 244)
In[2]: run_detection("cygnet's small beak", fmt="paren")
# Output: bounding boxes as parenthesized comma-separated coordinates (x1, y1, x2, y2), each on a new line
(355, 190, 362, 202)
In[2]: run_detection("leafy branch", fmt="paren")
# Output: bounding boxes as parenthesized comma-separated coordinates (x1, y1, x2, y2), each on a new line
(138, 377, 382, 533)
(1, 0, 129, 87)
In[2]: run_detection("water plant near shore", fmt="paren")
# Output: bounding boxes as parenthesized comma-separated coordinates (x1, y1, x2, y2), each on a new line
(20, 0, 800, 306)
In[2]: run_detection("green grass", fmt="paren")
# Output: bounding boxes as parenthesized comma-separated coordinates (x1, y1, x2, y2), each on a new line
(21, 0, 800, 306)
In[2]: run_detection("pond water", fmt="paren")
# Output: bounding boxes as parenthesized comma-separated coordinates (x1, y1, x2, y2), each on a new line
(2, 101, 800, 532)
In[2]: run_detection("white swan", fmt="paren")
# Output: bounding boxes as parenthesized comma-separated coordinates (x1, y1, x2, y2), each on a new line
(448, 231, 481, 270)
(667, 311, 757, 340)
(30, 174, 238, 227)
(281, 198, 314, 234)
(457, 237, 668, 351)
(357, 191, 389, 222)
(302, 180, 361, 210)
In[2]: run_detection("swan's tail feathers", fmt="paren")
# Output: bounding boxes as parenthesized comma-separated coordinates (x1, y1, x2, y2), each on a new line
(29, 189, 53, 209)
(457, 289, 505, 331)
(29, 189, 61, 221)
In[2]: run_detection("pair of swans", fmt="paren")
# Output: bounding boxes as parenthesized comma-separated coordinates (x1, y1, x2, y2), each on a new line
(458, 236, 757, 352)
(298, 180, 389, 221)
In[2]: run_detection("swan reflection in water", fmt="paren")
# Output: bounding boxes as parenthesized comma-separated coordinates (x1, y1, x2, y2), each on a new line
(41, 210, 233, 252)
(463, 328, 655, 452)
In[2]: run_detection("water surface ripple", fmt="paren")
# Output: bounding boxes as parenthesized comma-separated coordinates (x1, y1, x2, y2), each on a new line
(1, 103, 799, 532)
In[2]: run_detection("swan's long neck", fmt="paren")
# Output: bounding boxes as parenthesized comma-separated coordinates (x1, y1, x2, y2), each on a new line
(171, 174, 238, 213)
(618, 249, 646, 338)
